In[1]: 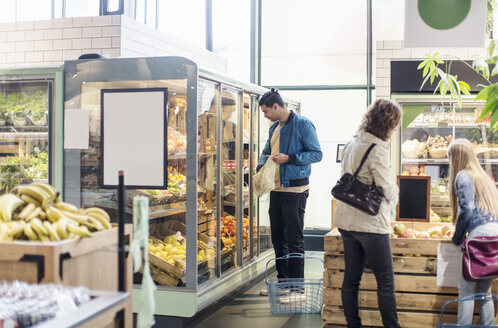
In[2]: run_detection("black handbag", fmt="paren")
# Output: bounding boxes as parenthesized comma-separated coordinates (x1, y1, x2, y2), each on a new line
(331, 143, 385, 216)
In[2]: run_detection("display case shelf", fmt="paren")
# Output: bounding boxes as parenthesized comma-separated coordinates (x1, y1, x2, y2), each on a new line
(407, 122, 490, 129)
(402, 158, 498, 164)
(168, 152, 186, 160)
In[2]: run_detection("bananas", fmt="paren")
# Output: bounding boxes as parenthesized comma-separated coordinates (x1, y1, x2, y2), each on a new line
(55, 201, 79, 213)
(0, 182, 113, 243)
(0, 194, 25, 222)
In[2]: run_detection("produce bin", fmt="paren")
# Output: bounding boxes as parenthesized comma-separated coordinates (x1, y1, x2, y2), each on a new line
(323, 224, 498, 327)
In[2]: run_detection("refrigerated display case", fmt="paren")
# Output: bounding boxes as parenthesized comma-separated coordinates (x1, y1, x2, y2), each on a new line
(62, 56, 300, 317)
(392, 95, 498, 222)
(0, 67, 64, 195)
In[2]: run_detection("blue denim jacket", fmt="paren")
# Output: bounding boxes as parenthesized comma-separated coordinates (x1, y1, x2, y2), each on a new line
(256, 111, 322, 188)
(452, 170, 496, 246)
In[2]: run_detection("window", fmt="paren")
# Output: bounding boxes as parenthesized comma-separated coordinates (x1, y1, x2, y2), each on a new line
(16, 0, 51, 21)
(280, 90, 367, 228)
(157, 0, 206, 49)
(213, 0, 251, 82)
(262, 0, 367, 86)
(0, 0, 15, 23)
(65, 0, 99, 17)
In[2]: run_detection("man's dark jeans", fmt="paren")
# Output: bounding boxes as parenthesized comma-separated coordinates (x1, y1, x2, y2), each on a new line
(339, 228, 400, 328)
(269, 191, 308, 280)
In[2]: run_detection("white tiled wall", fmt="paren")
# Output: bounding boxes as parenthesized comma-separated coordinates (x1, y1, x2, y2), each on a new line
(120, 16, 226, 72)
(375, 40, 488, 99)
(0, 15, 227, 73)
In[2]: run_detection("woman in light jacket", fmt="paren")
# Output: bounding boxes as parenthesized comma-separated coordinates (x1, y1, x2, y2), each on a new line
(334, 99, 401, 328)
(448, 139, 498, 326)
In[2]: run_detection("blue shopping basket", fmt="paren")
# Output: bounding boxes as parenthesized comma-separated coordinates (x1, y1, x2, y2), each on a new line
(265, 253, 323, 315)
(437, 292, 498, 328)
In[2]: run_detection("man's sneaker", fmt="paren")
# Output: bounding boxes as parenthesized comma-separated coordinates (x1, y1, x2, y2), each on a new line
(279, 291, 306, 304)
(259, 287, 290, 296)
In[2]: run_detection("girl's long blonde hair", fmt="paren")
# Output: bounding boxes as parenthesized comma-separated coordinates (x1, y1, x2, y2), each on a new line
(448, 139, 498, 224)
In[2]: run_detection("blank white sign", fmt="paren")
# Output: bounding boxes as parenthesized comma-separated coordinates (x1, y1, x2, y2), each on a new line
(64, 109, 89, 149)
(101, 89, 167, 187)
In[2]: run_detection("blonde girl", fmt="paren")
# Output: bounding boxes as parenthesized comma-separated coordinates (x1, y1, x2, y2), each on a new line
(448, 138, 498, 326)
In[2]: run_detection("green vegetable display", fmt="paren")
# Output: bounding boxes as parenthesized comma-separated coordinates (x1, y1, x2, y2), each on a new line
(0, 90, 48, 125)
(0, 150, 48, 193)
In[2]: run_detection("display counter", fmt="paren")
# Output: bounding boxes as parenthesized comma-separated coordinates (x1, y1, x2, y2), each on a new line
(323, 224, 498, 327)
(62, 56, 301, 318)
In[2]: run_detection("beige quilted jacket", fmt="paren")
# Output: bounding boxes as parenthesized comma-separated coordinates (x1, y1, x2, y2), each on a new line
(334, 132, 398, 234)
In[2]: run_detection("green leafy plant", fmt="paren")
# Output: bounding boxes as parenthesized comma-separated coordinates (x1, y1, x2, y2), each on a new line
(418, 41, 498, 131)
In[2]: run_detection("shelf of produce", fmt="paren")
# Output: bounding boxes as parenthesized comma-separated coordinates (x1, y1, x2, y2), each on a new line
(35, 290, 129, 328)
(403, 158, 498, 164)
(0, 132, 48, 139)
(407, 122, 489, 128)
(168, 152, 186, 160)
(323, 224, 498, 327)
(149, 202, 187, 219)
(0, 126, 48, 132)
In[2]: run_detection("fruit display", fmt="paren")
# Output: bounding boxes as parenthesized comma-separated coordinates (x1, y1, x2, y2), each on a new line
(392, 222, 454, 239)
(147, 232, 216, 269)
(0, 280, 91, 327)
(220, 215, 249, 248)
(167, 127, 186, 153)
(0, 182, 112, 242)
(167, 166, 186, 192)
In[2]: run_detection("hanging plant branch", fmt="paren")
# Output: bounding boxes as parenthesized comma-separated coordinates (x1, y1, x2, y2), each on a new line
(418, 42, 498, 131)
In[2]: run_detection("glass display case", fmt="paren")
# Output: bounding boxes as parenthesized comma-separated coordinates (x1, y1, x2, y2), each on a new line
(0, 67, 63, 195)
(394, 95, 498, 222)
(62, 56, 300, 317)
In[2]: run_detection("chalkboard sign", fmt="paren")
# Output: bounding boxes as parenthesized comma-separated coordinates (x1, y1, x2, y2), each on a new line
(396, 175, 430, 222)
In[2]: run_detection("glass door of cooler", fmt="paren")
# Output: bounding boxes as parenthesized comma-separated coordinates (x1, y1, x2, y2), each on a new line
(399, 100, 498, 222)
(0, 70, 61, 195)
(249, 94, 259, 258)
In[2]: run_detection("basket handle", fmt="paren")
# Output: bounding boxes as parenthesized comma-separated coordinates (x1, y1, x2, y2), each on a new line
(265, 252, 324, 283)
(438, 292, 498, 326)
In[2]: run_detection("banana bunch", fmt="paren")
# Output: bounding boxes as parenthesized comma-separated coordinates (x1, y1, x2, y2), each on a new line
(0, 182, 112, 242)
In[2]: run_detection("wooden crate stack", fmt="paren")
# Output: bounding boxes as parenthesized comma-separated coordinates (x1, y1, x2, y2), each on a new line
(323, 228, 498, 327)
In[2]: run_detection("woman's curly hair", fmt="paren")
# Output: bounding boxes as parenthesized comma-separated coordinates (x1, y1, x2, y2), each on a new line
(358, 99, 401, 140)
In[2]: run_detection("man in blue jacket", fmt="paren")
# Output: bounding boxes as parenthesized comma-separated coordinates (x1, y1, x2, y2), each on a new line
(257, 88, 322, 298)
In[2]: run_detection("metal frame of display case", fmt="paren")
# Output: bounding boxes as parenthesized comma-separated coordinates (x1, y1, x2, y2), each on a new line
(62, 57, 300, 317)
(0, 66, 64, 195)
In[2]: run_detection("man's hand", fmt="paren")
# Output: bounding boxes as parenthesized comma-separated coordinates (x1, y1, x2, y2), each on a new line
(270, 153, 289, 164)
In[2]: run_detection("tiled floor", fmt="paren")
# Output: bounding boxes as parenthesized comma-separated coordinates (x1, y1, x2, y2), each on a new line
(189, 252, 325, 328)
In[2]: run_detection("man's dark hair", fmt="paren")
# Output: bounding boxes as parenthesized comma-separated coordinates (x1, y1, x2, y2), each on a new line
(259, 88, 284, 107)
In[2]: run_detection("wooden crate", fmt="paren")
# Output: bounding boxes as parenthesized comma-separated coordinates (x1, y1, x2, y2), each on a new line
(0, 224, 133, 328)
(323, 225, 498, 328)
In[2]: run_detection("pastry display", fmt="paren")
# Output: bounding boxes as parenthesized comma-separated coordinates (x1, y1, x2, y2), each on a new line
(401, 139, 427, 159)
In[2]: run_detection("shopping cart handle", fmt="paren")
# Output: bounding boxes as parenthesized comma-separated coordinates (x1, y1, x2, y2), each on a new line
(438, 292, 498, 326)
(265, 252, 324, 283)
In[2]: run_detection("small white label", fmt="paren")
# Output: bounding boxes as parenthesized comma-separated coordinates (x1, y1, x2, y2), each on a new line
(64, 109, 89, 149)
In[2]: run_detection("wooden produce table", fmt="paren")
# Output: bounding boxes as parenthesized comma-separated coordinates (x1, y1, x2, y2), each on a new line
(323, 226, 498, 327)
(0, 224, 133, 328)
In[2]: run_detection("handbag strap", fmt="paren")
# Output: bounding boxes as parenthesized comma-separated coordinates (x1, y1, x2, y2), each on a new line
(352, 143, 376, 180)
